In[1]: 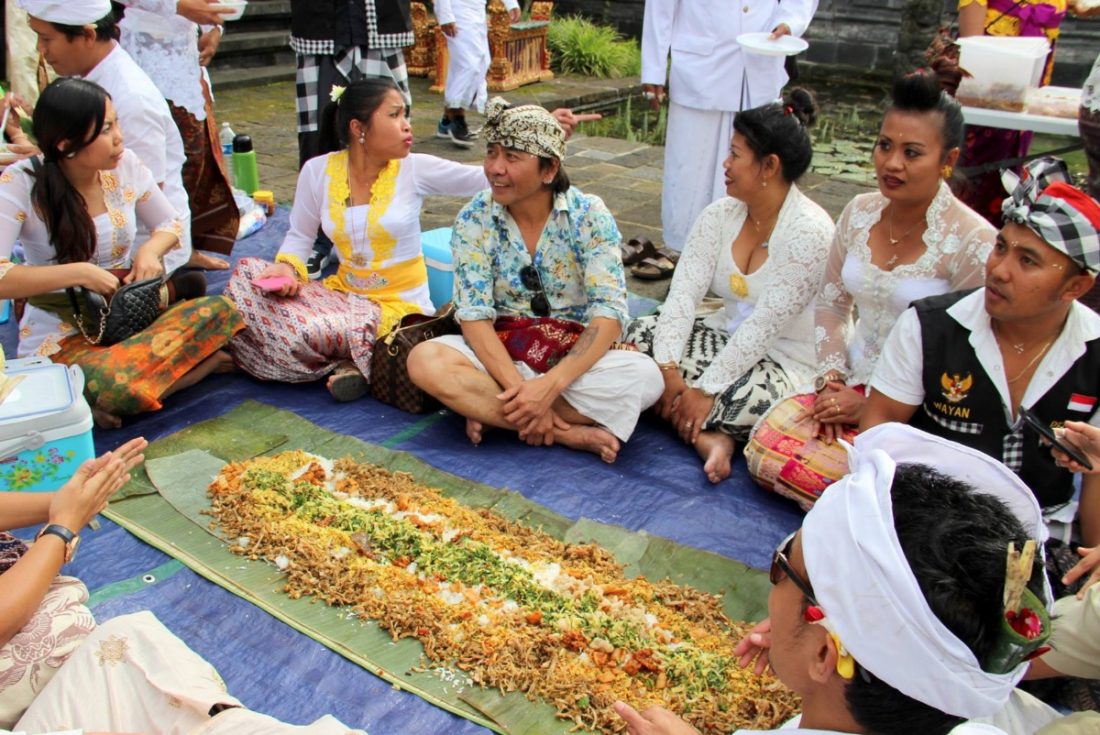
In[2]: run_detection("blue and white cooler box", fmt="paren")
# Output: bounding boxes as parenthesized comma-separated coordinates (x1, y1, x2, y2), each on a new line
(0, 359, 95, 492)
(422, 227, 454, 310)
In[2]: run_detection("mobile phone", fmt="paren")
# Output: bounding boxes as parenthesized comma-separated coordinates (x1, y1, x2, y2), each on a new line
(1019, 406, 1094, 471)
(252, 275, 294, 292)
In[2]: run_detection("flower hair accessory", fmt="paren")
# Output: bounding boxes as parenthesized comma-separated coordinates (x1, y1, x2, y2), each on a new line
(330, 85, 347, 104)
(783, 104, 794, 116)
(986, 540, 1052, 674)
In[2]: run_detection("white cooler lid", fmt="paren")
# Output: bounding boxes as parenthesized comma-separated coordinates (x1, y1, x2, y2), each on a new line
(0, 363, 83, 433)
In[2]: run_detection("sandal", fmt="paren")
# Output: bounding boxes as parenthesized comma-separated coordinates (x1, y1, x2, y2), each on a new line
(630, 249, 679, 280)
(327, 363, 368, 402)
(621, 237, 658, 266)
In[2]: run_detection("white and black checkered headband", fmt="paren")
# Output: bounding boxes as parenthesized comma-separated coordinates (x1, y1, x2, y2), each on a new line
(1002, 158, 1100, 273)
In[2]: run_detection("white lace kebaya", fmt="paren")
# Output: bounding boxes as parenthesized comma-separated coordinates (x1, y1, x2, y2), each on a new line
(814, 181, 995, 386)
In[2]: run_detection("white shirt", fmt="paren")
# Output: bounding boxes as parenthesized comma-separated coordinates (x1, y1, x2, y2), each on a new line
(640, 0, 817, 111)
(1083, 53, 1100, 114)
(83, 43, 191, 272)
(814, 183, 995, 385)
(652, 185, 835, 394)
(0, 151, 181, 356)
(434, 0, 518, 27)
(119, 0, 211, 119)
(872, 289, 1100, 430)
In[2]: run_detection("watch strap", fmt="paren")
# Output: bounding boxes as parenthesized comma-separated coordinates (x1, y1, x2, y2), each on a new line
(37, 524, 79, 561)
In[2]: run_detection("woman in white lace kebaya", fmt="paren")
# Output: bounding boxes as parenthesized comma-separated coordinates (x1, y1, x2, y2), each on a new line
(745, 71, 996, 509)
(624, 91, 834, 483)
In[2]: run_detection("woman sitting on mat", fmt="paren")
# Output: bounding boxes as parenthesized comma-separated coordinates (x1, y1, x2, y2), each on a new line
(0, 77, 242, 429)
(744, 70, 996, 509)
(224, 77, 488, 401)
(407, 99, 663, 463)
(624, 89, 834, 484)
(1, 439, 367, 734)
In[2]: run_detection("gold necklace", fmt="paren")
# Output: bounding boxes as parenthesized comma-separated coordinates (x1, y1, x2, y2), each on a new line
(746, 205, 779, 249)
(887, 206, 924, 246)
(1003, 336, 1054, 384)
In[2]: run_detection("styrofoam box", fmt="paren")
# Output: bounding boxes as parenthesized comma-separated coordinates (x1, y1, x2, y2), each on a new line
(422, 227, 454, 310)
(0, 361, 94, 492)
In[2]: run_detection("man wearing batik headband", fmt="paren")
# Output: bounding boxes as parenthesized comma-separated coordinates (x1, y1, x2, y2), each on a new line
(409, 99, 663, 463)
(864, 157, 1100, 564)
(617, 423, 1061, 735)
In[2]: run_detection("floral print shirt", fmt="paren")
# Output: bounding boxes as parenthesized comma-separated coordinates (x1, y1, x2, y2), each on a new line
(451, 187, 629, 327)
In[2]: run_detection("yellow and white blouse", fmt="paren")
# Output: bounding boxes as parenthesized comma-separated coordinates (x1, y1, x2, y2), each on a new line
(276, 151, 486, 335)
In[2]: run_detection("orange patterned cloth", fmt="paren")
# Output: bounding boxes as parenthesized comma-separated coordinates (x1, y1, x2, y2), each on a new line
(53, 295, 243, 415)
(743, 392, 858, 511)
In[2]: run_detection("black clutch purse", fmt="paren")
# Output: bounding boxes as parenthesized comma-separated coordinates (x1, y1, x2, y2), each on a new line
(67, 277, 167, 346)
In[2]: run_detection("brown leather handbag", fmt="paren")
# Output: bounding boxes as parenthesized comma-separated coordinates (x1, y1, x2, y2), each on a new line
(369, 303, 460, 413)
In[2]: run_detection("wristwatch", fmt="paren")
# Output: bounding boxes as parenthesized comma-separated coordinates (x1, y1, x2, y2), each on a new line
(814, 371, 847, 393)
(36, 524, 81, 563)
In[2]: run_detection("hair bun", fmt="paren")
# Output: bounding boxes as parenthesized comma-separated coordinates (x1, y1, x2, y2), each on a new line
(783, 87, 818, 129)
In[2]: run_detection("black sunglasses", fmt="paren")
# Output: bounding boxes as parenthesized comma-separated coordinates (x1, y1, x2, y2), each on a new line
(770, 532, 820, 608)
(520, 264, 550, 317)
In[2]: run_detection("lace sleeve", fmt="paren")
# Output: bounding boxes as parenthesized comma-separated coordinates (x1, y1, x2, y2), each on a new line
(0, 165, 32, 270)
(946, 213, 995, 291)
(696, 196, 835, 394)
(814, 200, 858, 376)
(651, 200, 729, 365)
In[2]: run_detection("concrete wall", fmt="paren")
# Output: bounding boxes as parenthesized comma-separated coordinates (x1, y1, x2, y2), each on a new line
(553, 0, 1099, 86)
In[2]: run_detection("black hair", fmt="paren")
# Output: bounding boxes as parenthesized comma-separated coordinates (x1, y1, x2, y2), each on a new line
(318, 77, 403, 155)
(49, 3, 123, 42)
(30, 77, 111, 265)
(843, 463, 1047, 735)
(888, 70, 965, 157)
(732, 87, 818, 182)
(538, 157, 570, 194)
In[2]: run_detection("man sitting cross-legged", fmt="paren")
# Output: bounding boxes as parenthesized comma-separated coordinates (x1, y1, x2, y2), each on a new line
(407, 100, 663, 463)
(862, 157, 1100, 561)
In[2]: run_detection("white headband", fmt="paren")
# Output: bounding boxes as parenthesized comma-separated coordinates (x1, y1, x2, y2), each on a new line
(19, 0, 111, 25)
(802, 423, 1048, 719)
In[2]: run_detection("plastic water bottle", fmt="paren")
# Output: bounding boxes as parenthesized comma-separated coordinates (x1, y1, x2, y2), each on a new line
(232, 134, 260, 196)
(219, 122, 236, 187)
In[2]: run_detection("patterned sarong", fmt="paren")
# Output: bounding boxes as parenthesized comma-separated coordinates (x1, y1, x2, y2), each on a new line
(169, 76, 238, 255)
(53, 295, 243, 415)
(493, 316, 585, 373)
(224, 258, 383, 383)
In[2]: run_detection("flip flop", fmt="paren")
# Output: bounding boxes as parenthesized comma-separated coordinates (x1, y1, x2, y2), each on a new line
(630, 248, 679, 280)
(621, 237, 658, 266)
(328, 364, 368, 402)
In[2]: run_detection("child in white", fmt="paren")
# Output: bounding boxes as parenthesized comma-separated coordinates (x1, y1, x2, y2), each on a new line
(434, 0, 519, 147)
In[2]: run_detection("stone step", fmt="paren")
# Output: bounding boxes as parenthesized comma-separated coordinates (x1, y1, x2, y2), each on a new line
(217, 30, 290, 58)
(210, 63, 296, 91)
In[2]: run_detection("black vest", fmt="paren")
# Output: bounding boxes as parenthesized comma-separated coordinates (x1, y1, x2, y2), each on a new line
(291, 0, 412, 47)
(910, 289, 1100, 508)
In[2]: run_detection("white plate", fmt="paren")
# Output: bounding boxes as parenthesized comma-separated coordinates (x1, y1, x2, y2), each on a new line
(736, 32, 809, 57)
(212, 0, 247, 21)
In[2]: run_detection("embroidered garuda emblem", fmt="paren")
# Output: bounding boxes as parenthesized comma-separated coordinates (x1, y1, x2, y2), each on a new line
(941, 372, 973, 404)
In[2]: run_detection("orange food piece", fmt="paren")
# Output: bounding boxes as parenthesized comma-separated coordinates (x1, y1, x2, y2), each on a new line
(525, 611, 543, 625)
(561, 630, 588, 651)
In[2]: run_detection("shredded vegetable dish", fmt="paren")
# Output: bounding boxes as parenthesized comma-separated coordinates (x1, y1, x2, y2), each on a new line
(207, 451, 799, 734)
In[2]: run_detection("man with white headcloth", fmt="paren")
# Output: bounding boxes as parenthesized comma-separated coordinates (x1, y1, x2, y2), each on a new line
(19, 0, 195, 279)
(615, 423, 1067, 735)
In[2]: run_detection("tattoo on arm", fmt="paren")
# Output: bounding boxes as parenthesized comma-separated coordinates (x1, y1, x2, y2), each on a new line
(564, 325, 599, 361)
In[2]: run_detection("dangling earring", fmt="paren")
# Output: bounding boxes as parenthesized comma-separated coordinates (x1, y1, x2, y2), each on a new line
(65, 151, 76, 159)
(358, 134, 365, 145)
(761, 179, 768, 188)
(941, 165, 953, 180)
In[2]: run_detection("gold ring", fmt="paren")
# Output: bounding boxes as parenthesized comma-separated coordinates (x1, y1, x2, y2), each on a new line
(832, 398, 838, 407)
(834, 405, 840, 414)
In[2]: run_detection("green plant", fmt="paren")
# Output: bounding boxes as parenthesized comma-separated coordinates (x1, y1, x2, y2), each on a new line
(547, 15, 640, 79)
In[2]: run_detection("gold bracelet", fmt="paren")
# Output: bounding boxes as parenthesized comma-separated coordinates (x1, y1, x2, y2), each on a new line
(658, 361, 678, 372)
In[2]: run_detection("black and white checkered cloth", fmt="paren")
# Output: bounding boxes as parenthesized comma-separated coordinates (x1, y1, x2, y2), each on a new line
(1002, 422, 1025, 473)
(1002, 157, 1100, 273)
(295, 48, 411, 135)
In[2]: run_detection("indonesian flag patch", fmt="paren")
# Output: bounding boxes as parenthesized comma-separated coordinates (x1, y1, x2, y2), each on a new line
(1067, 393, 1098, 413)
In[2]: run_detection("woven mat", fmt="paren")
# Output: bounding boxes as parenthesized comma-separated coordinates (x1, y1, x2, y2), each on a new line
(104, 400, 770, 735)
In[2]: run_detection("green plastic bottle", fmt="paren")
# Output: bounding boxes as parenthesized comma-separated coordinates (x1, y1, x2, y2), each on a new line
(232, 134, 260, 195)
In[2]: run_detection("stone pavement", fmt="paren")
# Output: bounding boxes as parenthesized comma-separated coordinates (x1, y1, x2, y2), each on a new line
(213, 74, 875, 299)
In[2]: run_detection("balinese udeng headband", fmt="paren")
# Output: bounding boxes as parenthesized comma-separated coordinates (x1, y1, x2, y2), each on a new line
(18, 0, 110, 25)
(478, 97, 566, 161)
(1002, 157, 1100, 273)
(801, 423, 1051, 720)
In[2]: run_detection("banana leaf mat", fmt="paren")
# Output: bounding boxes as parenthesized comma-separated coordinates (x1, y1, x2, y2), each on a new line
(103, 401, 771, 735)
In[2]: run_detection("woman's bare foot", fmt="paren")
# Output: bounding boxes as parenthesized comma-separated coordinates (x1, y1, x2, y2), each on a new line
(694, 430, 735, 484)
(466, 418, 486, 445)
(557, 424, 620, 463)
(187, 251, 230, 270)
(326, 361, 368, 402)
(213, 350, 238, 373)
(92, 405, 122, 429)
